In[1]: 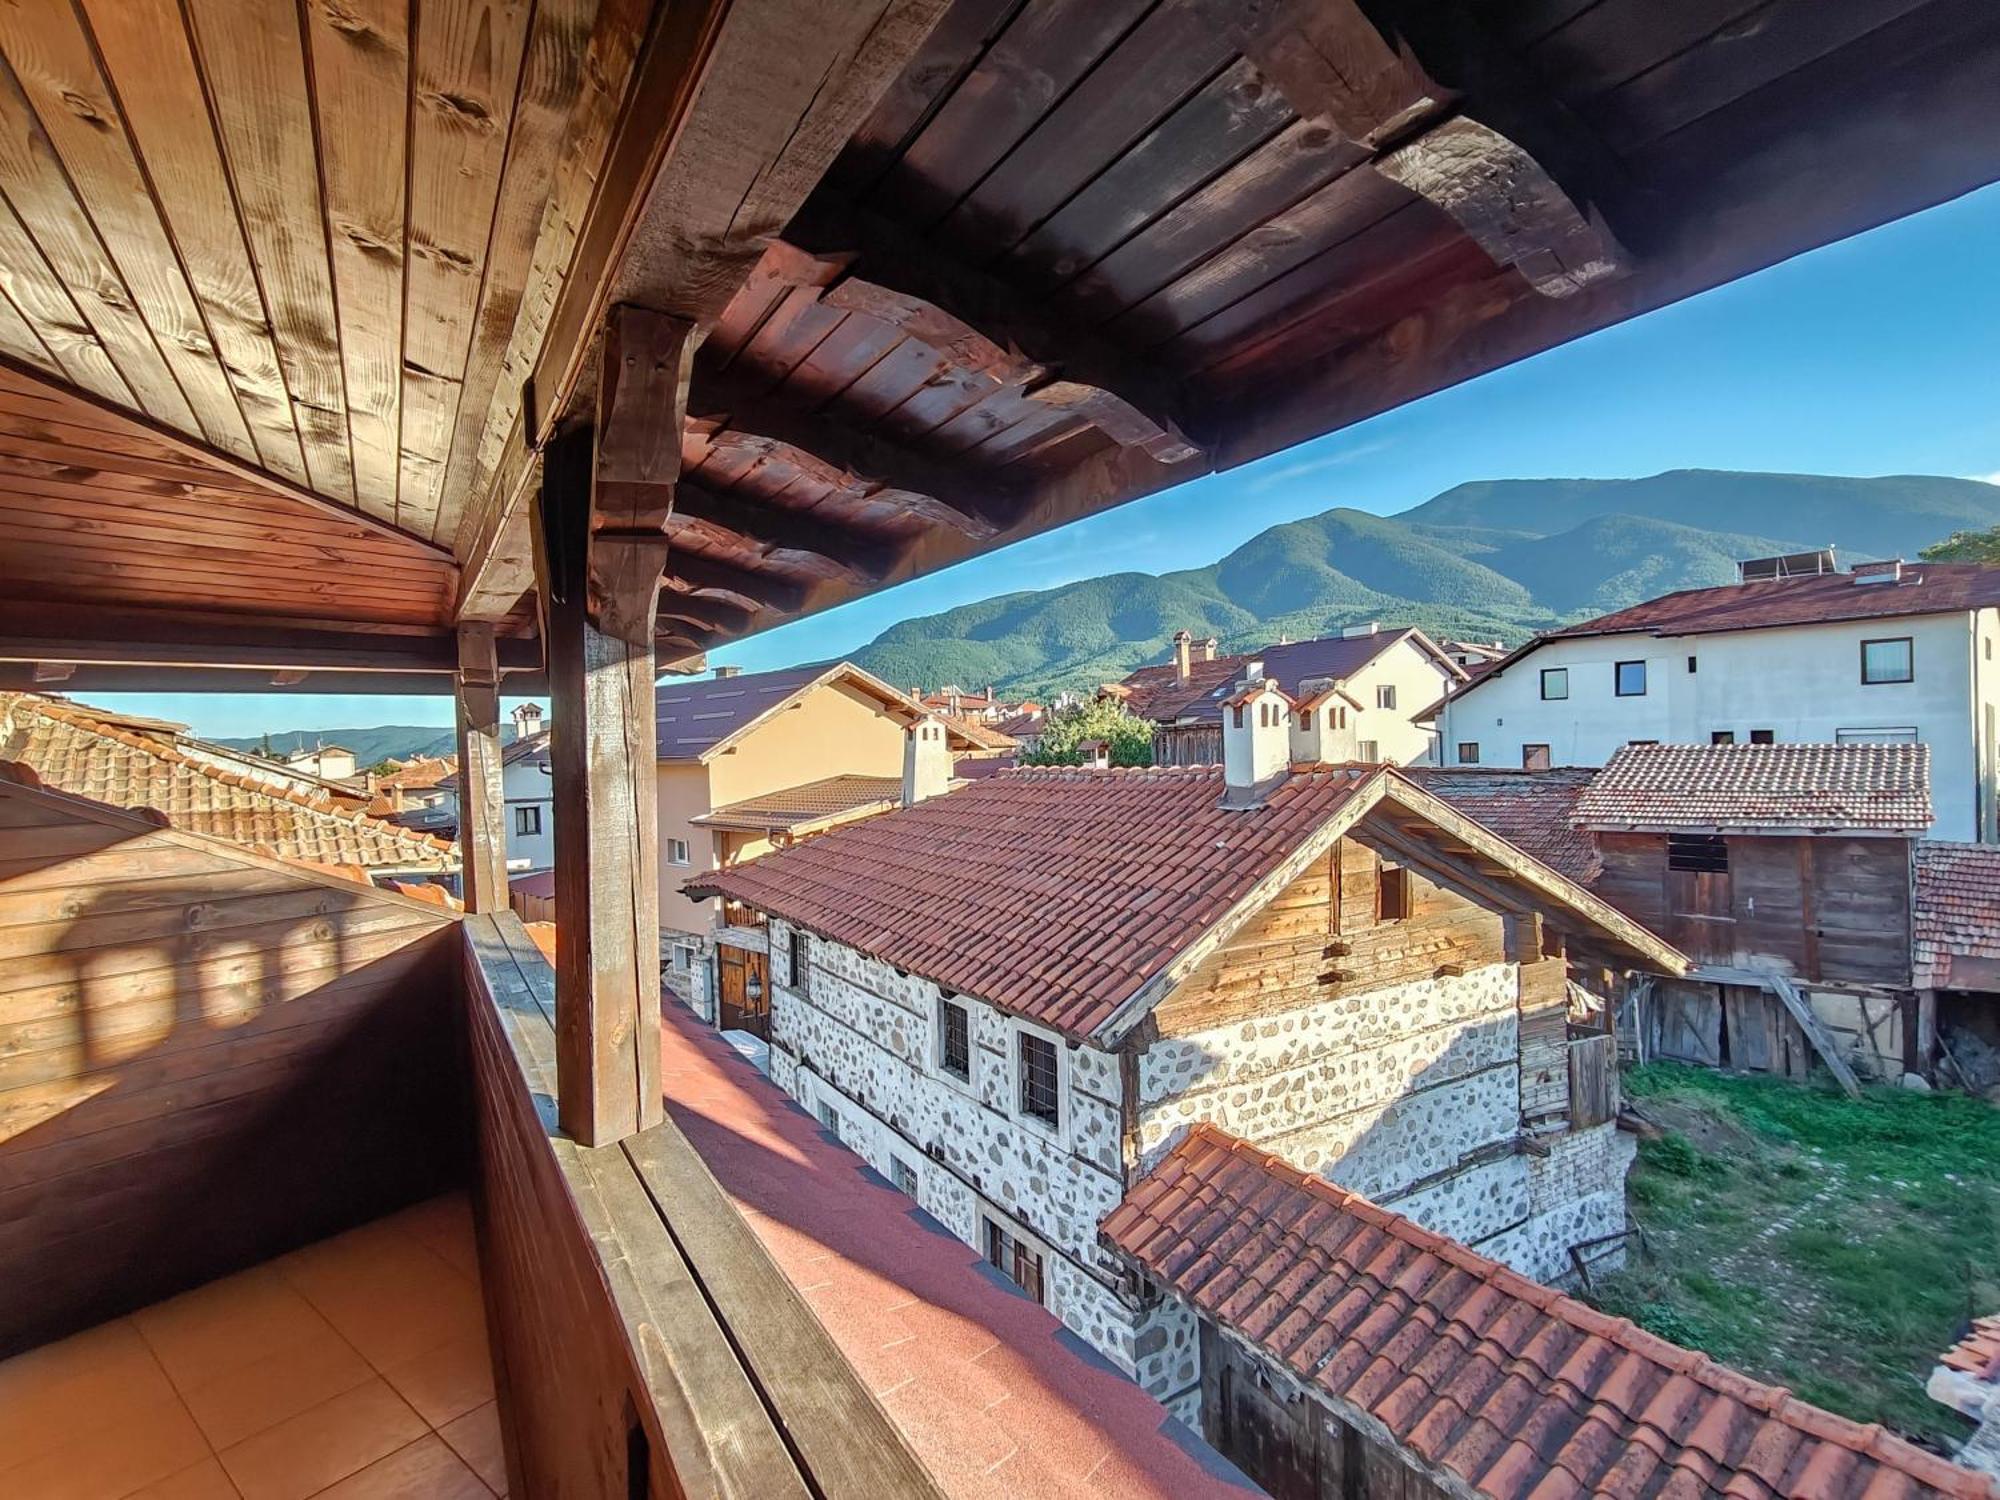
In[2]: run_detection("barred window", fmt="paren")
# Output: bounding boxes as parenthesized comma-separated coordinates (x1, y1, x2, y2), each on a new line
(1018, 1032, 1059, 1127)
(985, 1219, 1045, 1305)
(940, 997, 971, 1081)
(1667, 834, 1728, 873)
(789, 928, 809, 995)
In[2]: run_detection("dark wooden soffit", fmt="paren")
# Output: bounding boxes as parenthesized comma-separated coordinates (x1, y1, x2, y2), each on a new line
(459, 0, 2000, 660)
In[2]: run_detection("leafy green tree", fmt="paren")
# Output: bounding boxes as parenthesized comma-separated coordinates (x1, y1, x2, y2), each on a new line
(1920, 526, 2000, 563)
(1018, 698, 1153, 767)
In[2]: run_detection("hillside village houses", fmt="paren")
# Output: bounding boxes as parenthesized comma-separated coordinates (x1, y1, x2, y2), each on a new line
(1429, 552, 2000, 841)
(688, 677, 1684, 1419)
(1109, 624, 1467, 767)
(436, 702, 554, 876)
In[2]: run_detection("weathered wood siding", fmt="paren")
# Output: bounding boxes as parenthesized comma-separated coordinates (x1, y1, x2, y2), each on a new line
(0, 780, 461, 1355)
(1592, 831, 1912, 987)
(1155, 838, 1506, 1036)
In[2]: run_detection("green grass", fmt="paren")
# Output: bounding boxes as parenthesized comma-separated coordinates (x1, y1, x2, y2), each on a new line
(1584, 1064, 2000, 1450)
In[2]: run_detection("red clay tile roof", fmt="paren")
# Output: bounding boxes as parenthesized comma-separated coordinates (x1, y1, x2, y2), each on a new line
(1406, 768, 1603, 885)
(0, 693, 456, 873)
(1116, 629, 1458, 726)
(690, 764, 1380, 1038)
(375, 755, 456, 790)
(1942, 1316, 2000, 1386)
(1574, 743, 1932, 833)
(693, 774, 903, 834)
(1543, 563, 2000, 642)
(1104, 1125, 1996, 1500)
(1912, 842, 2000, 988)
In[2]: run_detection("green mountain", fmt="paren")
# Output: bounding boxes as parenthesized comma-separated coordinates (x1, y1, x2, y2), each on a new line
(851, 470, 2000, 700)
(214, 725, 457, 767)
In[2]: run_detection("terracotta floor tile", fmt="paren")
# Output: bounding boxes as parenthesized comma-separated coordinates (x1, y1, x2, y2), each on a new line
(134, 1267, 334, 1392)
(215, 1378, 425, 1500)
(438, 1401, 507, 1494)
(378, 1331, 495, 1429)
(0, 1319, 181, 1467)
(383, 1196, 479, 1284)
(275, 1230, 485, 1372)
(0, 1391, 208, 1500)
(308, 1434, 492, 1499)
(125, 1457, 244, 1499)
(176, 1321, 374, 1450)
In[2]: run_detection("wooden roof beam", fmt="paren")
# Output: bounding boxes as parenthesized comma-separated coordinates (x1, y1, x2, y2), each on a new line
(665, 551, 805, 611)
(781, 195, 1201, 461)
(671, 484, 895, 582)
(657, 592, 754, 636)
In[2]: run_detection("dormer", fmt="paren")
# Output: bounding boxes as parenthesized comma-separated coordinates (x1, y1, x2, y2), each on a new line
(1290, 678, 1357, 764)
(1221, 677, 1292, 808)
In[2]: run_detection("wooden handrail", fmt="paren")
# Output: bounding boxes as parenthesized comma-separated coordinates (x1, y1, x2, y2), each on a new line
(462, 913, 942, 1500)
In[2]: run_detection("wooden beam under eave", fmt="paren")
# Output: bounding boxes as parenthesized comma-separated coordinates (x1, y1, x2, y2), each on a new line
(672, 483, 895, 581)
(666, 552, 805, 611)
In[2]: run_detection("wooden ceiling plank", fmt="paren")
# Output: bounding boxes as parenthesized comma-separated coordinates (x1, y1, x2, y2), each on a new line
(0, 62, 200, 436)
(0, 194, 128, 405)
(0, 281, 60, 381)
(1, 547, 447, 612)
(0, 5, 271, 466)
(0, 424, 285, 494)
(398, 0, 535, 540)
(430, 0, 601, 550)
(0, 601, 524, 670)
(303, 0, 409, 526)
(178, 0, 358, 506)
(0, 491, 453, 566)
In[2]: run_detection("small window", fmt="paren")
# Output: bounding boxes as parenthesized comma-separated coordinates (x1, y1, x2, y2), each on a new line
(1300, 708, 1313, 730)
(1540, 667, 1568, 701)
(1687, 655, 1698, 673)
(1522, 744, 1551, 771)
(1457, 742, 1480, 764)
(1861, 637, 1913, 684)
(1628, 739, 1658, 746)
(1356, 739, 1379, 763)
(1836, 726, 1918, 744)
(1667, 834, 1728, 873)
(665, 836, 690, 865)
(1376, 685, 1397, 710)
(1336, 706, 1347, 729)
(939, 996, 971, 1081)
(1615, 660, 1647, 696)
(514, 805, 542, 836)
(1379, 865, 1410, 922)
(789, 928, 809, 995)
(892, 1158, 919, 1198)
(671, 943, 694, 971)
(816, 1099, 841, 1142)
(1231, 705, 1244, 729)
(1018, 1032, 1060, 1127)
(1711, 731, 1735, 745)
(985, 1219, 1045, 1305)
(1749, 729, 1775, 745)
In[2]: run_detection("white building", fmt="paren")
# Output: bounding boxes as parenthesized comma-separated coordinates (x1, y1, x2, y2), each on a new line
(688, 699, 1681, 1417)
(1430, 556, 2000, 841)
(438, 703, 553, 873)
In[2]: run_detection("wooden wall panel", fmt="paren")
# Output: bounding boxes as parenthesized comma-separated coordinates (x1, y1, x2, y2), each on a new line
(0, 781, 463, 1357)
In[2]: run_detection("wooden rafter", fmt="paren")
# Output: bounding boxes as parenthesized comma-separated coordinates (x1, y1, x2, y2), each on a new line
(666, 552, 805, 611)
(672, 484, 894, 581)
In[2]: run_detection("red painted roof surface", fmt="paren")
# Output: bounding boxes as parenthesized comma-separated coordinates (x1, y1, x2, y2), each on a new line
(688, 764, 1378, 1039)
(0, 693, 456, 872)
(1543, 563, 2000, 642)
(1116, 629, 1445, 726)
(1406, 768, 1603, 885)
(1105, 1125, 1996, 1500)
(657, 1000, 1259, 1500)
(1574, 743, 1932, 833)
(1912, 842, 2000, 988)
(1942, 1317, 2000, 1385)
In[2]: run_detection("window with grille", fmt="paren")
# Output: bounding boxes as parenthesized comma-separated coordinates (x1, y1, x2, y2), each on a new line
(985, 1219, 1046, 1305)
(939, 997, 971, 1081)
(892, 1158, 920, 1198)
(1018, 1032, 1060, 1127)
(816, 1099, 840, 1143)
(1667, 834, 1728, 873)
(790, 928, 809, 995)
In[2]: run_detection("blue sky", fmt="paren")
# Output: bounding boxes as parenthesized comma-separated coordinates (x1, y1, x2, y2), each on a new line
(100, 181, 2000, 740)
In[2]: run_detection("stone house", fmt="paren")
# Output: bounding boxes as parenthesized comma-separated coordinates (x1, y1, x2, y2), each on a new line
(688, 693, 1683, 1416)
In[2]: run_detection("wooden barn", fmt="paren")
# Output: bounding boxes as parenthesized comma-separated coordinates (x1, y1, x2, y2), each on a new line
(1, 1, 1999, 1496)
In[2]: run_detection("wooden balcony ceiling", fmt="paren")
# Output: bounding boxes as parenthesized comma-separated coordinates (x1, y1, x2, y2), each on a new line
(0, 0, 1995, 677)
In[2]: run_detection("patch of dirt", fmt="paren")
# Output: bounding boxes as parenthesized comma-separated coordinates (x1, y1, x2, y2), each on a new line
(1628, 1095, 1759, 1156)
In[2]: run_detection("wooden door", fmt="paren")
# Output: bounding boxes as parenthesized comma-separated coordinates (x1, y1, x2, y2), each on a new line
(1667, 868, 1734, 964)
(717, 946, 770, 1039)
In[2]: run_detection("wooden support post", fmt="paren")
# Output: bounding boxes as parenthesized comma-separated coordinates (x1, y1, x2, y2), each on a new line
(541, 306, 696, 1147)
(454, 622, 509, 914)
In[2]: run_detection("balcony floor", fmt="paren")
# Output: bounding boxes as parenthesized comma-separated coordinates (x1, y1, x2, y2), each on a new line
(0, 1194, 504, 1500)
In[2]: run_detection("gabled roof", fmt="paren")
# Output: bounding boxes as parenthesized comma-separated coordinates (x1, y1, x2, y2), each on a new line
(0, 694, 457, 875)
(687, 764, 1682, 1043)
(1405, 768, 1603, 886)
(1117, 629, 1465, 727)
(1573, 743, 1932, 834)
(693, 774, 903, 836)
(1913, 841, 2000, 988)
(656, 661, 995, 761)
(1104, 1125, 1993, 1500)
(1546, 562, 2000, 642)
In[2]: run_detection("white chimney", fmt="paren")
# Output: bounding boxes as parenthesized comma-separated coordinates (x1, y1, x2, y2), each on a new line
(1290, 678, 1336, 763)
(903, 716, 951, 806)
(1201, 636, 1218, 662)
(511, 702, 544, 742)
(1341, 622, 1380, 639)
(1172, 629, 1193, 683)
(1222, 677, 1291, 806)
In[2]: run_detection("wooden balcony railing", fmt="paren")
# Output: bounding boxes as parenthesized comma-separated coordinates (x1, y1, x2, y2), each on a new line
(461, 912, 942, 1499)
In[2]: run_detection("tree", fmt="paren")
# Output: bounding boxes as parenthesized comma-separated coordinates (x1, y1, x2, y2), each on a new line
(1920, 526, 2000, 563)
(1018, 697, 1153, 767)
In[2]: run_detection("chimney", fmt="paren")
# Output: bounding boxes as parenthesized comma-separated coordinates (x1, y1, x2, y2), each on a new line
(1201, 637, 1218, 662)
(1291, 678, 1337, 763)
(1173, 629, 1193, 683)
(1340, 622, 1380, 639)
(511, 702, 544, 743)
(1222, 675, 1291, 807)
(903, 716, 951, 806)
(1076, 738, 1110, 769)
(713, 664, 742, 679)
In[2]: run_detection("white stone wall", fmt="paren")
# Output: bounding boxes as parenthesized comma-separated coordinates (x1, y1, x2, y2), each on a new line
(1473, 1122, 1636, 1283)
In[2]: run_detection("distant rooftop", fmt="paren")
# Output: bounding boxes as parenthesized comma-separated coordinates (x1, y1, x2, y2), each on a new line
(1115, 628, 1462, 727)
(1574, 742, 1933, 834)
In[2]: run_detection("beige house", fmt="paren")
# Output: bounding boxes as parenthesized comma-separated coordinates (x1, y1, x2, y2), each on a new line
(657, 662, 1002, 1005)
